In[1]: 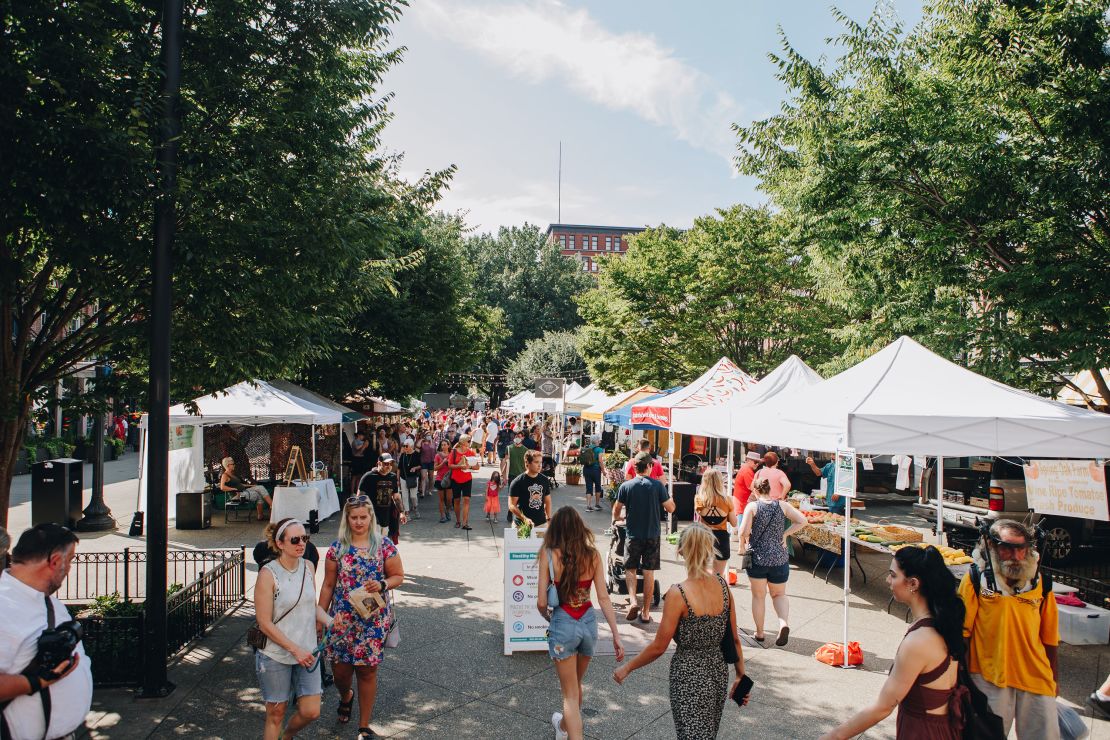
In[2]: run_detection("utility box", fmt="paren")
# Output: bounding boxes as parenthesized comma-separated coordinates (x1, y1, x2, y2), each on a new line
(31, 458, 85, 528)
(175, 491, 213, 530)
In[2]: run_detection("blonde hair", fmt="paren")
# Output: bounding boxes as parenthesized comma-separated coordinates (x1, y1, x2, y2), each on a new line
(221, 456, 234, 469)
(337, 499, 382, 552)
(695, 470, 729, 512)
(752, 478, 772, 498)
(678, 523, 716, 579)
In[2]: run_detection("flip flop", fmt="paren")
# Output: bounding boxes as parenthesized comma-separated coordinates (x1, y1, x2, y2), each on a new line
(625, 604, 641, 621)
(337, 689, 354, 724)
(775, 626, 790, 646)
(639, 612, 652, 624)
(753, 634, 766, 642)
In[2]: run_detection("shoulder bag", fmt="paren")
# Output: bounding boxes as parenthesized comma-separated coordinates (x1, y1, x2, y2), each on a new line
(247, 563, 306, 650)
(546, 549, 560, 609)
(379, 542, 401, 649)
(719, 576, 740, 665)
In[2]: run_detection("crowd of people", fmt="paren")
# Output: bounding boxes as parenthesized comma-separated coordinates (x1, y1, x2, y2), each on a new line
(0, 407, 1104, 740)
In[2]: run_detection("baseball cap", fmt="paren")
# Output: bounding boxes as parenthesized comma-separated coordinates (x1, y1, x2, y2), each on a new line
(379, 453, 394, 464)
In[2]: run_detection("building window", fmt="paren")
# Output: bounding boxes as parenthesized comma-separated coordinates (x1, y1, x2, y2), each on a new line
(605, 236, 611, 249)
(592, 262, 599, 272)
(591, 236, 598, 249)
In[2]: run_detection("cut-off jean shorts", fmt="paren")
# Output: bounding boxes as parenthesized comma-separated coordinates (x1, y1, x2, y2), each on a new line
(255, 650, 322, 703)
(547, 606, 597, 661)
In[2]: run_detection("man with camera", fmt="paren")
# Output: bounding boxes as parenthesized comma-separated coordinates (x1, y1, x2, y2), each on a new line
(957, 519, 1060, 739)
(0, 524, 93, 740)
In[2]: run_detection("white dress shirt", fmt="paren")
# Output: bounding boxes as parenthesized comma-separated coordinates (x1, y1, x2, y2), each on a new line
(0, 572, 93, 740)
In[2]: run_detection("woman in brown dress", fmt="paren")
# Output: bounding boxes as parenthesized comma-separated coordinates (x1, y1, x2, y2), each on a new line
(819, 545, 967, 740)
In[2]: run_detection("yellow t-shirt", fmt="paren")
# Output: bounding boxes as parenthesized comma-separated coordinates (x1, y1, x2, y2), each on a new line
(958, 572, 1059, 697)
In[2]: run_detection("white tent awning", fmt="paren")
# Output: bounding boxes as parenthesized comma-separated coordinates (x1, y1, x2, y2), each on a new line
(144, 380, 342, 427)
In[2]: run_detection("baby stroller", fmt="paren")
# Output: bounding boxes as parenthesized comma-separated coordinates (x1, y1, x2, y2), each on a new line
(604, 521, 661, 606)
(542, 454, 560, 488)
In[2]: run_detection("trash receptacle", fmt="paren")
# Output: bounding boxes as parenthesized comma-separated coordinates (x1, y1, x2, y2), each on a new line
(176, 491, 212, 530)
(32, 458, 85, 528)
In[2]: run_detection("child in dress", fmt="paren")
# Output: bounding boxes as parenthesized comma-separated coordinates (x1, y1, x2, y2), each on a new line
(484, 471, 502, 521)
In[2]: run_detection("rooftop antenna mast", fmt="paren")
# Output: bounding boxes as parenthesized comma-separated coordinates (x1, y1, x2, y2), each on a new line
(557, 141, 562, 223)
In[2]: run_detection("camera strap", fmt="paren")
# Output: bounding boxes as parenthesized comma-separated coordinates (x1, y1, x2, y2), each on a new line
(0, 596, 55, 740)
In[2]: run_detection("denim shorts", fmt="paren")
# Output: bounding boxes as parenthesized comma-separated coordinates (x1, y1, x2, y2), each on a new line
(746, 562, 790, 584)
(547, 607, 597, 661)
(255, 650, 322, 703)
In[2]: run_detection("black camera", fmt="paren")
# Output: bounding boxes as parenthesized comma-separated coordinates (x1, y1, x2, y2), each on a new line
(35, 621, 83, 676)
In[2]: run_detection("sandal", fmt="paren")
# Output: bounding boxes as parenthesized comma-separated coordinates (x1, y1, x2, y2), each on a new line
(337, 689, 354, 724)
(357, 728, 376, 739)
(775, 626, 790, 646)
(625, 604, 641, 621)
(753, 633, 766, 642)
(639, 611, 653, 624)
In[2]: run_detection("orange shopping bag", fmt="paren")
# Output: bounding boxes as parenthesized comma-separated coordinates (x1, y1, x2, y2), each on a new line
(814, 641, 863, 667)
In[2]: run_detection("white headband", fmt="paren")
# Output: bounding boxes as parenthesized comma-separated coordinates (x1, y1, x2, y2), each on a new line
(275, 519, 301, 542)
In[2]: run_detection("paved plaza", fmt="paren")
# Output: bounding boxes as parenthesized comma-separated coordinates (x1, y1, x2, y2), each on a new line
(8, 455, 1110, 739)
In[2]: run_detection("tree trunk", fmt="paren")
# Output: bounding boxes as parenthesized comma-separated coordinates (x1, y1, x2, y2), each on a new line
(0, 406, 32, 529)
(1090, 367, 1110, 409)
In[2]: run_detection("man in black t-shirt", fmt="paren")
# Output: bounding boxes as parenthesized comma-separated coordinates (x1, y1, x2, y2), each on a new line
(359, 454, 407, 542)
(508, 450, 553, 527)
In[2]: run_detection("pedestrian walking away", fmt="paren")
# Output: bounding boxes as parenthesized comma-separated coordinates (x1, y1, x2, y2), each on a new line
(694, 469, 738, 579)
(537, 507, 625, 740)
(611, 452, 675, 624)
(739, 478, 807, 645)
(613, 523, 747, 740)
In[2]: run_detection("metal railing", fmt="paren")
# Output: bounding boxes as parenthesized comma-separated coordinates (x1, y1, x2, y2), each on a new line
(65, 548, 246, 687)
(1042, 566, 1110, 609)
(59, 547, 244, 603)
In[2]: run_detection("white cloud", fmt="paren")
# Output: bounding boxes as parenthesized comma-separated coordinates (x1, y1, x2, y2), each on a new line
(411, 0, 742, 167)
(434, 177, 601, 235)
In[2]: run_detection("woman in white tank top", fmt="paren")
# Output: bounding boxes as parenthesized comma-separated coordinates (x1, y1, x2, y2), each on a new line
(253, 518, 331, 740)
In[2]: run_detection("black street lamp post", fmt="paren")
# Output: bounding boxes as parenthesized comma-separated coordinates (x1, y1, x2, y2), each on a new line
(141, 0, 183, 699)
(77, 363, 116, 532)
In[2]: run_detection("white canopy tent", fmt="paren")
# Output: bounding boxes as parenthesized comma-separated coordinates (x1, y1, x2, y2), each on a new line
(566, 383, 614, 415)
(138, 380, 350, 518)
(677, 355, 823, 439)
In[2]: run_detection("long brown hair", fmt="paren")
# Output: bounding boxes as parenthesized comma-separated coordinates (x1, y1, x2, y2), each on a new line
(543, 506, 598, 606)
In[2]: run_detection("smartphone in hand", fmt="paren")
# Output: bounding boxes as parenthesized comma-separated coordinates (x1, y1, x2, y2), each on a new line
(731, 674, 754, 707)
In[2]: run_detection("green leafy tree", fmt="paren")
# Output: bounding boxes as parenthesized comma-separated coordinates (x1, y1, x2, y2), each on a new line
(735, 1, 1110, 401)
(578, 207, 844, 390)
(302, 212, 506, 401)
(0, 0, 443, 524)
(505, 330, 587, 393)
(464, 224, 592, 403)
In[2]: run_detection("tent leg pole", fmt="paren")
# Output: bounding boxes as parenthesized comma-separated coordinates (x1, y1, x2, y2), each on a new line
(936, 457, 945, 546)
(843, 509, 851, 668)
(338, 423, 343, 493)
(311, 425, 317, 476)
(668, 431, 674, 532)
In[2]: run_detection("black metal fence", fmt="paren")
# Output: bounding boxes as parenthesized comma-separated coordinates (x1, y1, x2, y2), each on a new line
(65, 548, 246, 687)
(58, 547, 243, 603)
(1042, 565, 1110, 609)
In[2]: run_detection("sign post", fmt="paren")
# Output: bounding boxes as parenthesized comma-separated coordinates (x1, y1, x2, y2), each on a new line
(503, 528, 549, 654)
(834, 448, 857, 669)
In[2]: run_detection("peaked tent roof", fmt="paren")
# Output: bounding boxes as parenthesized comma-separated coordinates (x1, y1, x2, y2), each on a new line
(606, 388, 682, 429)
(630, 357, 757, 429)
(675, 355, 823, 438)
(730, 336, 1110, 456)
(157, 380, 341, 427)
(582, 385, 660, 422)
(269, 380, 366, 423)
(566, 384, 615, 414)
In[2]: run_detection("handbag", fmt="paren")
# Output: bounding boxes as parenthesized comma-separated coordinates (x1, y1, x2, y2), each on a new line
(546, 548, 560, 610)
(378, 542, 401, 649)
(719, 576, 740, 664)
(247, 563, 306, 650)
(957, 659, 1006, 740)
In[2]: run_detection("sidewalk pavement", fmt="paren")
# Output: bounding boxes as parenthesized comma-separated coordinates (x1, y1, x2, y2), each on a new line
(8, 460, 1108, 738)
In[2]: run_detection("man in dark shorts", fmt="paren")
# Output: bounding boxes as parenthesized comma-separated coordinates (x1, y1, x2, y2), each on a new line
(611, 453, 674, 624)
(359, 453, 407, 542)
(508, 450, 552, 527)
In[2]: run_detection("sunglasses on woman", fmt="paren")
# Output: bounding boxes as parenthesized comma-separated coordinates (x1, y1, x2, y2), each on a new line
(288, 535, 310, 545)
(347, 494, 370, 504)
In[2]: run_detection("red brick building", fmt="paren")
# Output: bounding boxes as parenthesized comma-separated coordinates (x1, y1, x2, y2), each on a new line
(546, 223, 646, 273)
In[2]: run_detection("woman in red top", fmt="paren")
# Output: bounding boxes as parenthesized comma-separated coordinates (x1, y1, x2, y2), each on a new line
(537, 507, 625, 740)
(448, 436, 480, 530)
(433, 440, 452, 524)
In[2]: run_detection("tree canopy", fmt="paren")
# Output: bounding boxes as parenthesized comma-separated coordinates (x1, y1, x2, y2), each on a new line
(505, 330, 587, 393)
(578, 207, 844, 390)
(735, 0, 1110, 401)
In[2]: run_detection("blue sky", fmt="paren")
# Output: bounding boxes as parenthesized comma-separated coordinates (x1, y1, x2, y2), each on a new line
(380, 1, 924, 235)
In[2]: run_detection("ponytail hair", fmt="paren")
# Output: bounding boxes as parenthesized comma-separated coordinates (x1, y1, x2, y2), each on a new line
(894, 545, 966, 659)
(677, 523, 716, 579)
(752, 478, 771, 498)
(263, 517, 296, 555)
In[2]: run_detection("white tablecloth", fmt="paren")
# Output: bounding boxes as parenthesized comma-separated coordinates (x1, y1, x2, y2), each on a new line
(270, 479, 341, 524)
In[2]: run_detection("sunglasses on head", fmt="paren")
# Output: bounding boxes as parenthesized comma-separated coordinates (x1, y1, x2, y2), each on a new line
(288, 535, 310, 545)
(347, 494, 370, 505)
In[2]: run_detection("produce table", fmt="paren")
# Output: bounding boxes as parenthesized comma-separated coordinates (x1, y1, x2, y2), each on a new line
(793, 524, 877, 584)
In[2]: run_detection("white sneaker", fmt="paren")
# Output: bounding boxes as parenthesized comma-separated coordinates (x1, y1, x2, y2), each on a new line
(551, 712, 568, 740)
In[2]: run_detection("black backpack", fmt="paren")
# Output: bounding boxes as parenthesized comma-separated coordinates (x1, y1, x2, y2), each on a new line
(579, 446, 596, 467)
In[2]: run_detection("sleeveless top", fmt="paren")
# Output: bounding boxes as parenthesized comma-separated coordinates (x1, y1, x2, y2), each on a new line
(696, 493, 729, 530)
(260, 559, 317, 665)
(896, 618, 966, 740)
(555, 579, 594, 620)
(749, 500, 787, 567)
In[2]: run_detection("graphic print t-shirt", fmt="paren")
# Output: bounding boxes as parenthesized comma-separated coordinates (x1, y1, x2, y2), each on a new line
(509, 473, 552, 527)
(360, 470, 398, 519)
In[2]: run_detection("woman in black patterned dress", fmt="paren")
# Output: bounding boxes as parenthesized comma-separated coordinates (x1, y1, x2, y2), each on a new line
(613, 523, 747, 739)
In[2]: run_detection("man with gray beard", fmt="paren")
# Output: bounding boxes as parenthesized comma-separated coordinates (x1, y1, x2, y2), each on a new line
(957, 519, 1060, 739)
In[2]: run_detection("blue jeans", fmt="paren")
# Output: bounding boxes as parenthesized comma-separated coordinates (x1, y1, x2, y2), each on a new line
(583, 465, 602, 495)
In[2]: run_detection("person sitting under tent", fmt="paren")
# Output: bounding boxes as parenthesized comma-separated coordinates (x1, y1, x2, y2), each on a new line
(220, 456, 272, 521)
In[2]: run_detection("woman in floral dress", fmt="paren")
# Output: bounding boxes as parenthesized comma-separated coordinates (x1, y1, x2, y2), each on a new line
(318, 495, 405, 740)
